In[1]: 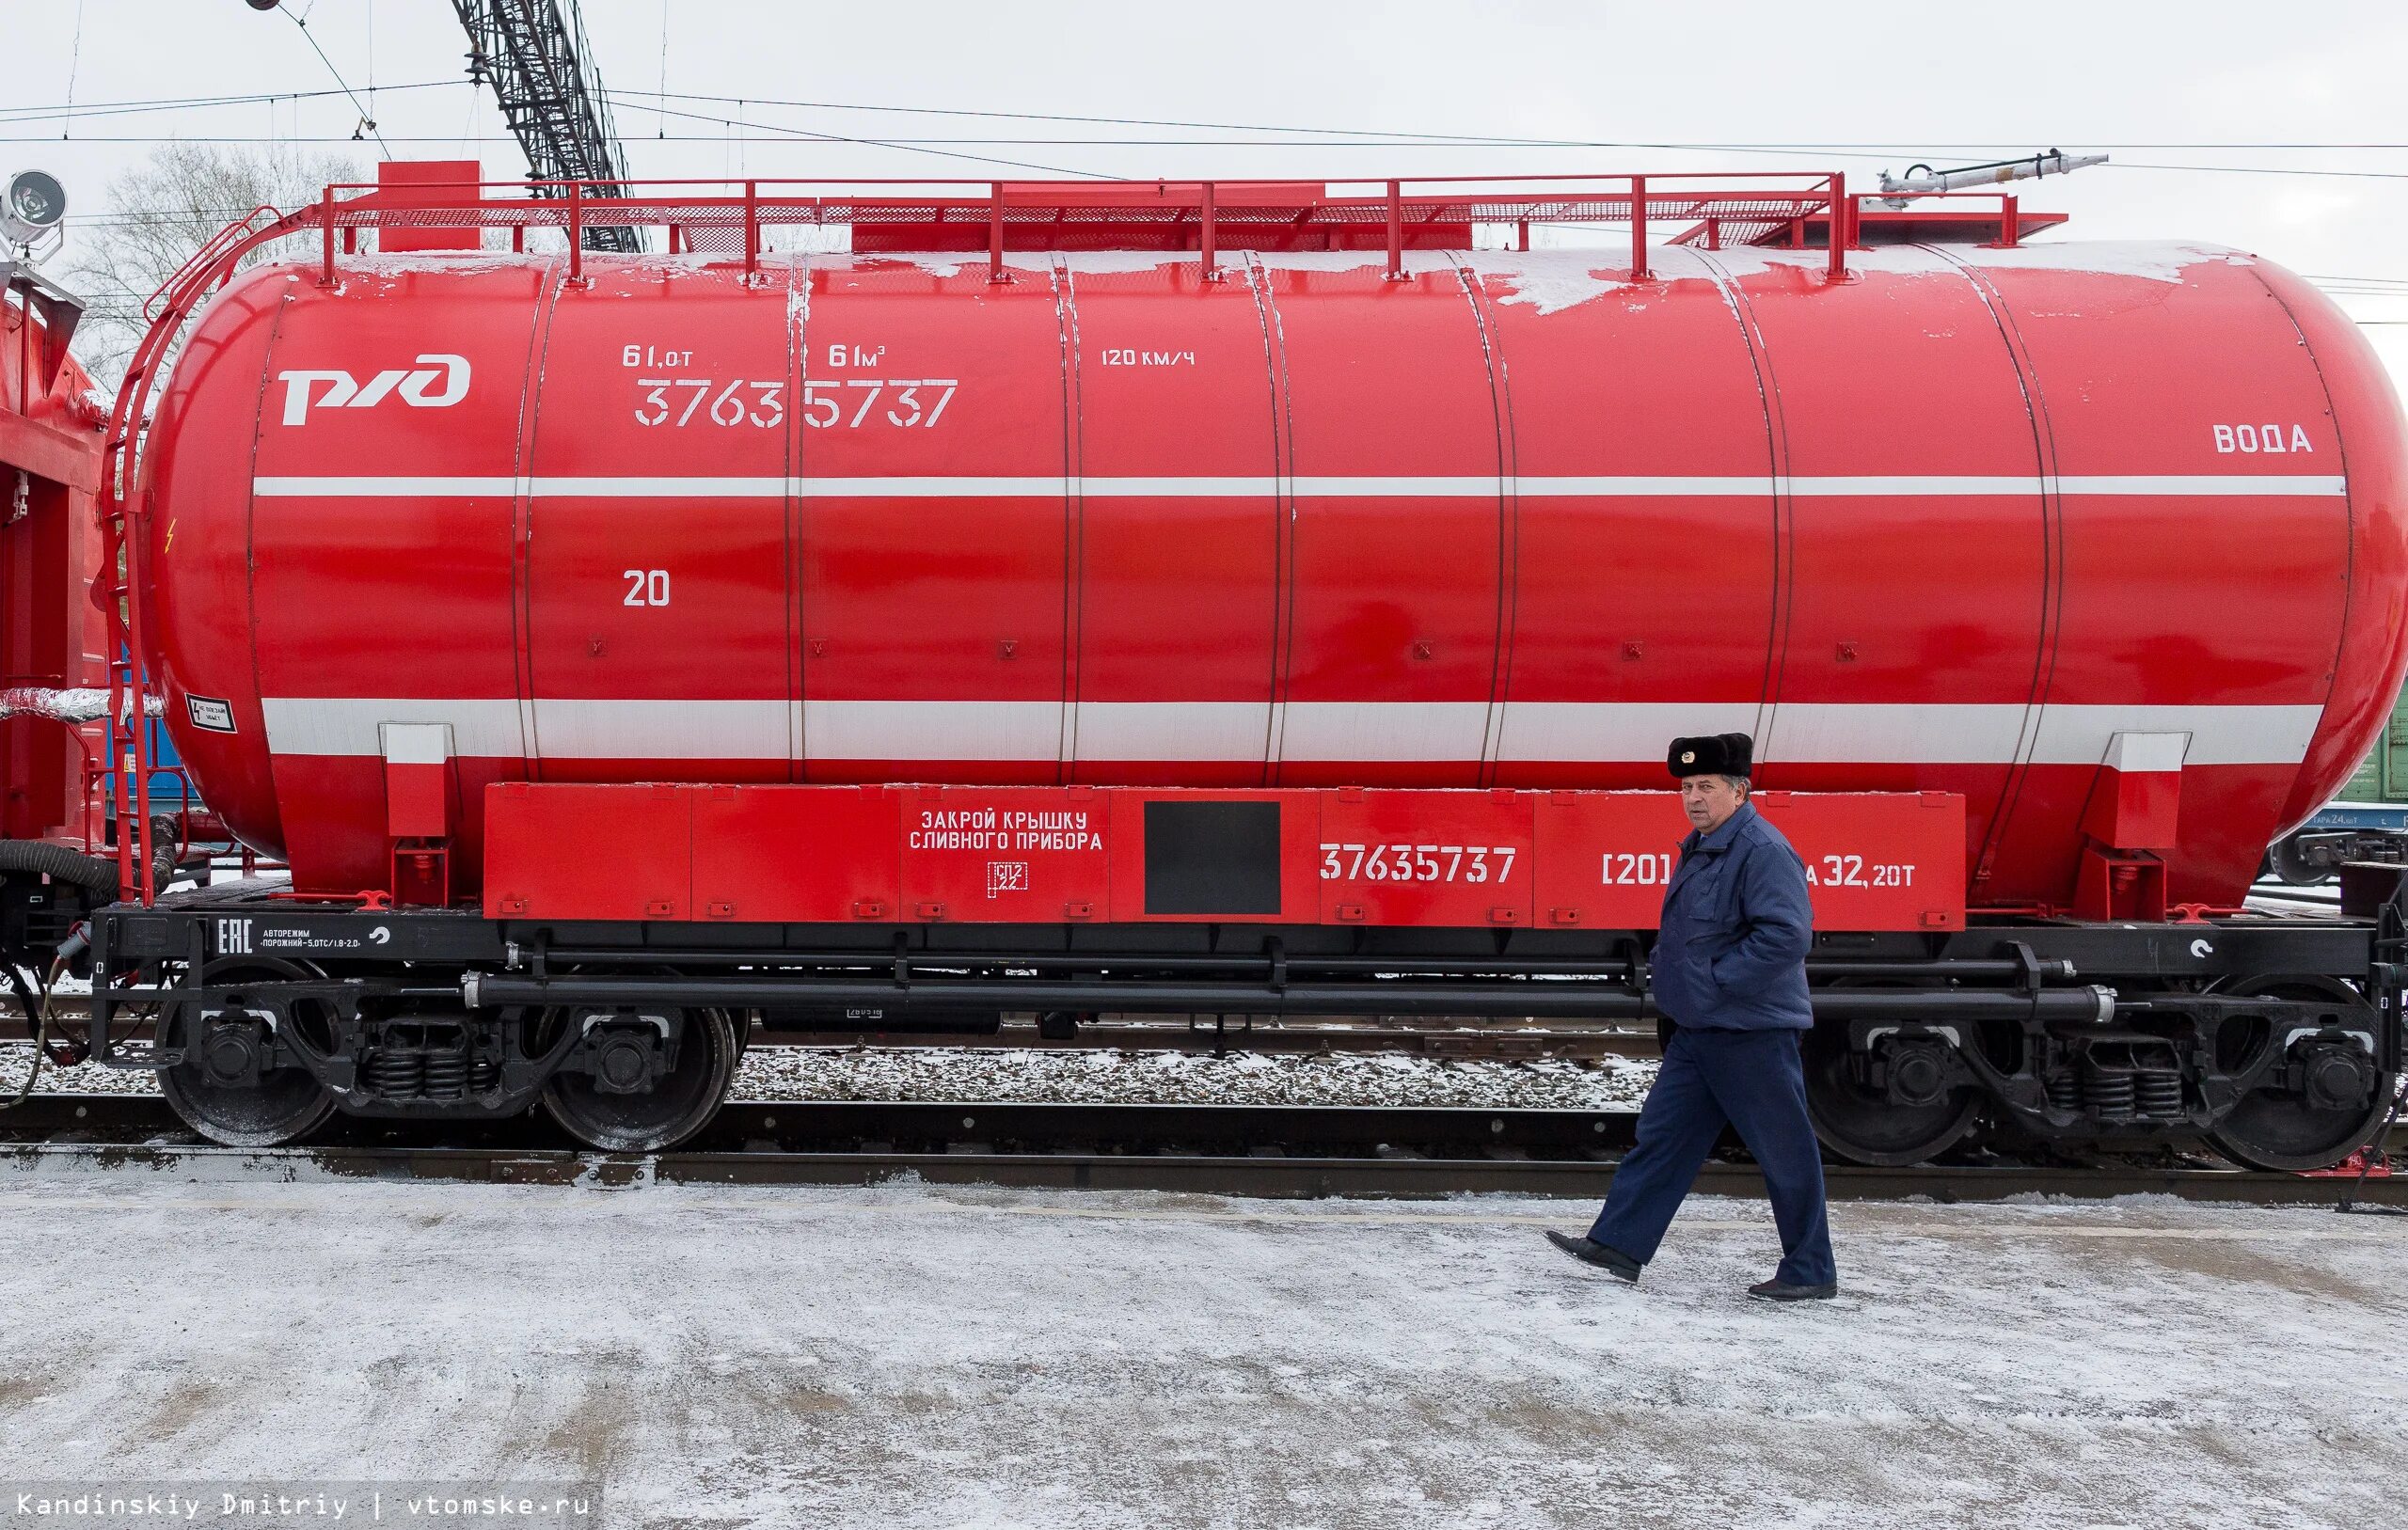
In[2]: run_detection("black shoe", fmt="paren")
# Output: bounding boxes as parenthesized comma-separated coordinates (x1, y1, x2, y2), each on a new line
(1747, 1278, 1839, 1301)
(1544, 1231, 1640, 1283)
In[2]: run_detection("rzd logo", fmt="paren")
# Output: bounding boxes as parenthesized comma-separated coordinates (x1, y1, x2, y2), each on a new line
(276, 353, 469, 425)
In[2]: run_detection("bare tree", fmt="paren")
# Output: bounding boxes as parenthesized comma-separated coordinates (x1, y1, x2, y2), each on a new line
(65, 141, 360, 389)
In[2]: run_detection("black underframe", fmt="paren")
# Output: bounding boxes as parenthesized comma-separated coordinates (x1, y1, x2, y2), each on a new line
(85, 890, 2408, 1141)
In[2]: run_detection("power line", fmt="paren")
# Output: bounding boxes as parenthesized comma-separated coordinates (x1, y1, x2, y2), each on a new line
(0, 133, 1814, 145)
(12, 75, 2408, 183)
(606, 87, 1593, 147)
(655, 0, 671, 142)
(608, 94, 2408, 174)
(17, 127, 2408, 185)
(2113, 162, 2408, 181)
(0, 81, 463, 122)
(13, 80, 2408, 158)
(586, 99, 1109, 179)
(14, 76, 2408, 169)
(12, 74, 2408, 185)
(603, 89, 2408, 157)
(274, 3, 391, 158)
(60, 0, 87, 138)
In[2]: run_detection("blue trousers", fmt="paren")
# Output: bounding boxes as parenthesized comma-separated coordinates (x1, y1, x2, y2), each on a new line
(1590, 1025, 1837, 1286)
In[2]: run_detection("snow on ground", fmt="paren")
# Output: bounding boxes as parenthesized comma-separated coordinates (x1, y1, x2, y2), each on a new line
(0, 1175, 2398, 1529)
(0, 1042, 1658, 1111)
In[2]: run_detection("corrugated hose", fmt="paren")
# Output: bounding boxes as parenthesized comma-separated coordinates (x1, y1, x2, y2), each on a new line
(1, 955, 70, 1110)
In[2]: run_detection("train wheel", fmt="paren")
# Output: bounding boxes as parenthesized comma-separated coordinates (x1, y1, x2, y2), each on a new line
(156, 958, 339, 1148)
(2206, 977, 2396, 1172)
(1801, 1017, 1981, 1166)
(2210, 1080, 2396, 1173)
(539, 1004, 737, 1154)
(2265, 834, 2330, 887)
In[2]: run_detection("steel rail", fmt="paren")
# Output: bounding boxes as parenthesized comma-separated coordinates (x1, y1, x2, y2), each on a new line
(4, 1096, 2398, 1206)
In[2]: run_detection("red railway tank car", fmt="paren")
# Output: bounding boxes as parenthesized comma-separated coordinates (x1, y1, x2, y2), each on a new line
(141, 237, 2407, 911)
(78, 173, 2408, 1172)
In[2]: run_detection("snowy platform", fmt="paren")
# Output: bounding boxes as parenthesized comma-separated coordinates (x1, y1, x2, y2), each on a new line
(0, 1176, 2399, 1529)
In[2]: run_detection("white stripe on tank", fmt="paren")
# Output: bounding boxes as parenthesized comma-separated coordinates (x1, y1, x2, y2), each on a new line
(248, 473, 2350, 499)
(254, 697, 2328, 768)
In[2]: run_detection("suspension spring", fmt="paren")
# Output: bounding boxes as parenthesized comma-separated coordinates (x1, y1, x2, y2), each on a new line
(420, 1048, 469, 1100)
(363, 1049, 425, 1099)
(2082, 1059, 2137, 1118)
(2045, 1070, 2083, 1112)
(2133, 1070, 2184, 1118)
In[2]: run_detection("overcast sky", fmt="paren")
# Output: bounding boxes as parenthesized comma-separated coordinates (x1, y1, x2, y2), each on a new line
(11, 1, 2408, 380)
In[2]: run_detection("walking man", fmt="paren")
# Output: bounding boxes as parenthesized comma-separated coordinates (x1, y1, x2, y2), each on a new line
(1547, 733, 1839, 1301)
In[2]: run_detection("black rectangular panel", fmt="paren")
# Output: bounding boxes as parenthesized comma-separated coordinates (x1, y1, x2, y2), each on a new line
(1144, 800, 1282, 916)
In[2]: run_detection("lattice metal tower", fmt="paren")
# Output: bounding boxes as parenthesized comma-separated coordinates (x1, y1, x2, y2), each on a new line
(450, 0, 642, 251)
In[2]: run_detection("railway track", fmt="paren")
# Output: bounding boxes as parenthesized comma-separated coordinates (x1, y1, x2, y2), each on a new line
(7, 1094, 2400, 1207)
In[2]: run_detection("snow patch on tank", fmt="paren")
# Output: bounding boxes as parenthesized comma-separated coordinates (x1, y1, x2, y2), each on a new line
(336, 252, 542, 278)
(1703, 241, 2253, 285)
(1456, 251, 1640, 315)
(1949, 240, 2255, 283)
(1016, 251, 1203, 276)
(1005, 251, 1403, 276)
(1248, 250, 1404, 275)
(794, 242, 2251, 302)
(877, 252, 1209, 278)
(603, 254, 783, 283)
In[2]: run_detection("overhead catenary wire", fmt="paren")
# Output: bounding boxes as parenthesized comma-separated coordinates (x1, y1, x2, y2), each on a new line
(14, 81, 2408, 157)
(16, 125, 2408, 183)
(598, 87, 2408, 157)
(0, 80, 464, 123)
(12, 80, 2408, 180)
(600, 98, 1110, 180)
(8, 135, 2408, 185)
(656, 0, 671, 141)
(272, 0, 391, 159)
(8, 78, 2408, 185)
(59, 0, 87, 139)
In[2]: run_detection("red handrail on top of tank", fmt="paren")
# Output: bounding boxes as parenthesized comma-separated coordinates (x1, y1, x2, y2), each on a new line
(305, 168, 1862, 284)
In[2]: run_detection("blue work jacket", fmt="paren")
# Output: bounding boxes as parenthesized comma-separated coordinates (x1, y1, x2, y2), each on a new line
(1650, 802, 1815, 1032)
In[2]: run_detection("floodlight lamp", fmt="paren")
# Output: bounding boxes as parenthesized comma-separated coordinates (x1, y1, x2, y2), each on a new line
(1, 170, 66, 248)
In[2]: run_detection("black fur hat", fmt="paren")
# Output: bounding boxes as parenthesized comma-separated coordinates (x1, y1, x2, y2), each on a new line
(1667, 733, 1753, 781)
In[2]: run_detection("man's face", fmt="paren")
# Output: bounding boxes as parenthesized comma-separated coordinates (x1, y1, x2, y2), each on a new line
(1679, 774, 1747, 834)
